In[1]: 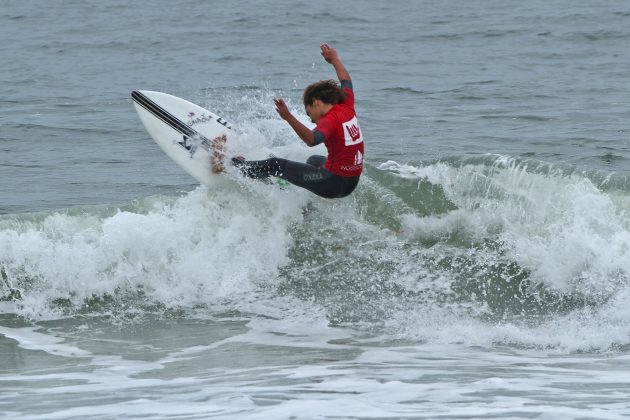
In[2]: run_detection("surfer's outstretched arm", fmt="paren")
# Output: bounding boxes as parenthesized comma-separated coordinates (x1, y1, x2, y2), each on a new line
(274, 98, 316, 146)
(320, 44, 351, 85)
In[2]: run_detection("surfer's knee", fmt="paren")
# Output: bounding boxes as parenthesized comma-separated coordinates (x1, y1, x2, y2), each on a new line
(306, 155, 327, 167)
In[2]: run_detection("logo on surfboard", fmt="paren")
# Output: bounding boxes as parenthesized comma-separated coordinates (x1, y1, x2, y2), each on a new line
(176, 135, 198, 157)
(185, 112, 232, 130)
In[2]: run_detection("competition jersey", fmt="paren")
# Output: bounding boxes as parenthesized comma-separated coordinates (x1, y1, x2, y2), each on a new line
(313, 86, 364, 177)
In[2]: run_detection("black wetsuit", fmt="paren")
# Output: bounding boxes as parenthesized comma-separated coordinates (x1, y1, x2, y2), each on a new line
(235, 155, 360, 199)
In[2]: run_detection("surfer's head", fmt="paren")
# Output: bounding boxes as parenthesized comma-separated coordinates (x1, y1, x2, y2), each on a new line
(303, 80, 346, 123)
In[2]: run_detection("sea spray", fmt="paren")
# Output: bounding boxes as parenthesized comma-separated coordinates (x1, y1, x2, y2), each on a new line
(0, 184, 311, 319)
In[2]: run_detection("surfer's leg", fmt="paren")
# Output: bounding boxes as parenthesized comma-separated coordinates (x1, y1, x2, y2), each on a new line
(233, 155, 325, 178)
(282, 161, 359, 198)
(234, 157, 330, 191)
(233, 157, 359, 198)
(233, 157, 285, 178)
(306, 155, 327, 168)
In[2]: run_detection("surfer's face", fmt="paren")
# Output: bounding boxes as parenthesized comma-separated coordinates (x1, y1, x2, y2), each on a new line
(305, 99, 328, 123)
(305, 103, 316, 123)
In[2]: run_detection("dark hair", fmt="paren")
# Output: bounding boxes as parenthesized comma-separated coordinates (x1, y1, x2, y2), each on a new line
(303, 80, 346, 106)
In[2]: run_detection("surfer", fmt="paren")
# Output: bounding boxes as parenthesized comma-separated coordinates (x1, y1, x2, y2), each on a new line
(232, 43, 364, 198)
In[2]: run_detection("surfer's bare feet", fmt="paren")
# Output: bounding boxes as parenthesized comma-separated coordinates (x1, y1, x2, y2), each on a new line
(210, 134, 227, 174)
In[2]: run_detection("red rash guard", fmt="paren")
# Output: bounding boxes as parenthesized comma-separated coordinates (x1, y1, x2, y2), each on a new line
(313, 87, 364, 177)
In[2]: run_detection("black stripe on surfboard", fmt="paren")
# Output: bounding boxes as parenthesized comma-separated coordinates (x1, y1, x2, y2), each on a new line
(131, 90, 206, 140)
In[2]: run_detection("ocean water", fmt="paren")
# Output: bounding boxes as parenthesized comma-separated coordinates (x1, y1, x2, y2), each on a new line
(2, 0, 630, 418)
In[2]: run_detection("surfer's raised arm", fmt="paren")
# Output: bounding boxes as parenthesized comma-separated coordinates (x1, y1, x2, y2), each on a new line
(320, 44, 351, 87)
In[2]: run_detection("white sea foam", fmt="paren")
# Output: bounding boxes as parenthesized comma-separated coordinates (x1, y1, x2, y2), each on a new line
(379, 158, 630, 351)
(3, 153, 630, 353)
(380, 158, 630, 293)
(0, 182, 312, 319)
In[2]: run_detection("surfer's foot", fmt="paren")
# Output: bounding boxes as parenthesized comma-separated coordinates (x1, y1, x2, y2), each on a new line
(211, 161, 225, 174)
(210, 134, 227, 174)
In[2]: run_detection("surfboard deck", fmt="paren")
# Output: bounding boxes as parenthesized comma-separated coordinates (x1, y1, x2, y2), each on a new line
(132, 90, 327, 187)
(132, 90, 232, 186)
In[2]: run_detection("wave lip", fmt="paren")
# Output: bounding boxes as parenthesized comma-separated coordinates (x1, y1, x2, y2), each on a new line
(371, 157, 630, 349)
(380, 156, 630, 291)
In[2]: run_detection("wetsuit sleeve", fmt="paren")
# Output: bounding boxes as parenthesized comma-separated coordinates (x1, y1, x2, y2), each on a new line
(340, 80, 353, 90)
(341, 86, 355, 108)
(313, 130, 325, 146)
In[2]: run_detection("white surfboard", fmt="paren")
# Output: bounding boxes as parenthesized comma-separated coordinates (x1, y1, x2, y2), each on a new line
(132, 90, 327, 187)
(132, 90, 234, 186)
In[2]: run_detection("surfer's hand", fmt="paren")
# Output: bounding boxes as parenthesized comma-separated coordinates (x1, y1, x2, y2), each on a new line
(274, 98, 291, 120)
(320, 43, 340, 64)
